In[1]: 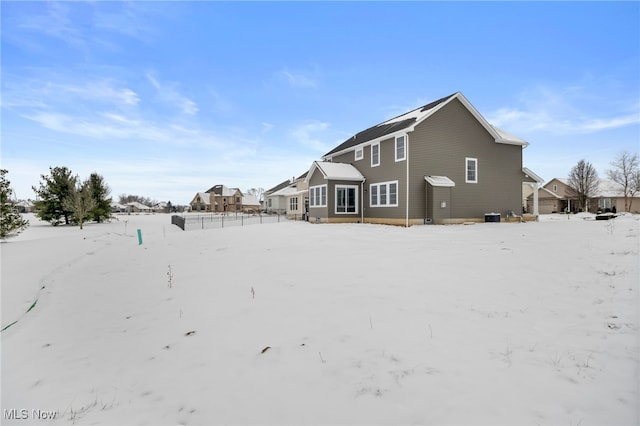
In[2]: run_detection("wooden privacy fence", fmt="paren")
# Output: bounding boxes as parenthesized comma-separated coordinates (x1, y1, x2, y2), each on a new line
(171, 213, 296, 231)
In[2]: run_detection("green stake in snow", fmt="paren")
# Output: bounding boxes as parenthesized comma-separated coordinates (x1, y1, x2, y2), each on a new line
(137, 229, 143, 245)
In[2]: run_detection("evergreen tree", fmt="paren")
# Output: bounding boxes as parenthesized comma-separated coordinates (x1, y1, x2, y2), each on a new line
(32, 166, 76, 225)
(65, 177, 95, 230)
(88, 172, 112, 223)
(0, 169, 29, 239)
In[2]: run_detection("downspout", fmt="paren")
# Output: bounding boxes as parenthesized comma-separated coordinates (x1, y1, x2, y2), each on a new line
(406, 133, 410, 227)
(361, 179, 364, 224)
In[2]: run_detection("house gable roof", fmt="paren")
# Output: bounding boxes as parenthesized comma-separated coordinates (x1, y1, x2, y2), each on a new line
(127, 201, 151, 210)
(522, 167, 545, 184)
(270, 186, 299, 197)
(265, 179, 294, 195)
(266, 172, 309, 196)
(305, 161, 365, 183)
(190, 192, 214, 205)
(322, 92, 528, 159)
(206, 185, 242, 197)
(241, 195, 261, 206)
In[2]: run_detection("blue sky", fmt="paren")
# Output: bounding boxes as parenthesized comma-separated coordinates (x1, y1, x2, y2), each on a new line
(2, 1, 639, 204)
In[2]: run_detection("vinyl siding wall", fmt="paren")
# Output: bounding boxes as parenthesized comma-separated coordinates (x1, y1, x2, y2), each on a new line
(408, 98, 523, 220)
(331, 137, 407, 220)
(307, 171, 363, 222)
(266, 195, 287, 213)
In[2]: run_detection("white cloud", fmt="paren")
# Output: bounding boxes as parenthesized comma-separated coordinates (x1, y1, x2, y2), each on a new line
(17, 2, 85, 47)
(24, 111, 168, 141)
(206, 88, 233, 113)
(6, 1, 162, 52)
(279, 69, 317, 88)
(2, 76, 139, 109)
(92, 2, 158, 42)
(261, 122, 275, 134)
(486, 86, 640, 135)
(146, 72, 199, 115)
(68, 82, 140, 106)
(291, 121, 331, 153)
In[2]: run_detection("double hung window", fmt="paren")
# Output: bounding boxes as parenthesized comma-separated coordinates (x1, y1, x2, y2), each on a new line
(466, 158, 478, 183)
(395, 135, 406, 161)
(371, 143, 380, 167)
(370, 181, 398, 207)
(309, 185, 327, 207)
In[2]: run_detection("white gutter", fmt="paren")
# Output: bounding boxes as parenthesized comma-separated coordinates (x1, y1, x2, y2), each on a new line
(361, 180, 364, 224)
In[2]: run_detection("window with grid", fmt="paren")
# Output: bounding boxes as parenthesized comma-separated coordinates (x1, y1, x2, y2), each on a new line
(369, 181, 398, 207)
(466, 158, 478, 183)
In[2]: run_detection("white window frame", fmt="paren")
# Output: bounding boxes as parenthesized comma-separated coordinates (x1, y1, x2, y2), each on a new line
(289, 197, 298, 211)
(309, 185, 327, 208)
(335, 184, 359, 214)
(369, 181, 399, 207)
(552, 184, 558, 192)
(355, 147, 364, 161)
(465, 157, 478, 183)
(395, 135, 406, 162)
(598, 198, 612, 210)
(371, 142, 380, 167)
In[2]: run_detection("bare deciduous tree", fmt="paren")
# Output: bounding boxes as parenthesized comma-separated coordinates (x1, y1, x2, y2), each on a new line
(65, 178, 96, 230)
(607, 151, 640, 212)
(567, 159, 599, 212)
(246, 187, 265, 202)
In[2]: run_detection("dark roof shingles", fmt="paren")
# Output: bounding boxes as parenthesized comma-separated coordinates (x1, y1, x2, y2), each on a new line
(324, 93, 456, 157)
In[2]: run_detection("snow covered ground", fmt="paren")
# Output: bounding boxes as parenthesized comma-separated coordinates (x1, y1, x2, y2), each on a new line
(2, 213, 639, 425)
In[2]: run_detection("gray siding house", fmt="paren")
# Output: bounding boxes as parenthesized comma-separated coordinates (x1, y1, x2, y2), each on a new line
(305, 92, 539, 225)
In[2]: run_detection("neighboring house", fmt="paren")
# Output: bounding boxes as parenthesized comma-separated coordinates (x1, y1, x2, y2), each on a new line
(305, 92, 539, 225)
(190, 192, 215, 212)
(126, 201, 152, 213)
(285, 172, 309, 220)
(264, 179, 295, 213)
(15, 200, 35, 213)
(110, 202, 128, 213)
(592, 180, 640, 213)
(527, 178, 576, 214)
(241, 195, 262, 213)
(206, 185, 243, 213)
(190, 185, 241, 213)
(190, 185, 263, 213)
(153, 201, 170, 213)
(528, 178, 640, 214)
(264, 172, 309, 217)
